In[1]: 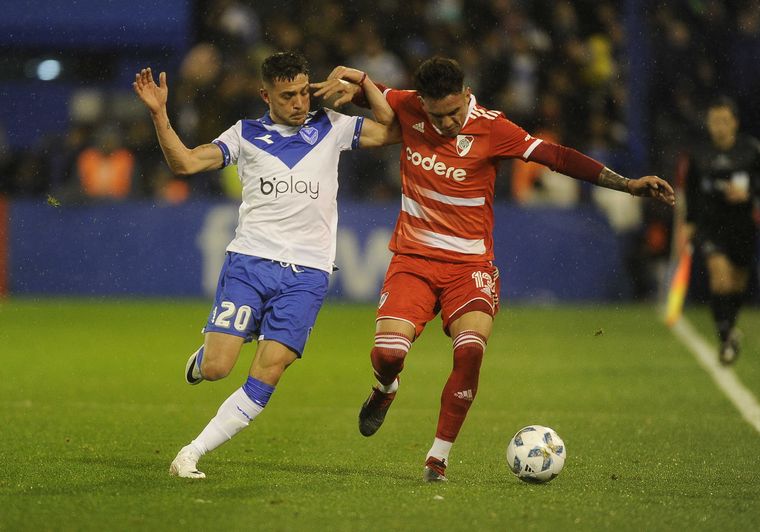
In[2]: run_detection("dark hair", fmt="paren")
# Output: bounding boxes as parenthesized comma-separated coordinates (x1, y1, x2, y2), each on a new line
(261, 52, 310, 85)
(708, 95, 738, 117)
(413, 57, 464, 100)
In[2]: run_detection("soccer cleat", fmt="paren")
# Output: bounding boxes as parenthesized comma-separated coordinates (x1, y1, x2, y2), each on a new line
(719, 330, 741, 366)
(185, 351, 204, 385)
(423, 456, 448, 482)
(358, 383, 397, 436)
(169, 445, 206, 479)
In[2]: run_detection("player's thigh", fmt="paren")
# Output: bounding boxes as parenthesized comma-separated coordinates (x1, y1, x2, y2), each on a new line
(204, 253, 271, 340)
(376, 256, 439, 339)
(260, 266, 329, 358)
(706, 253, 738, 293)
(449, 311, 493, 340)
(439, 261, 500, 336)
(202, 331, 245, 377)
(249, 339, 298, 386)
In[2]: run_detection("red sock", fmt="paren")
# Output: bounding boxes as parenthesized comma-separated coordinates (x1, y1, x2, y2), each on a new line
(370, 332, 412, 386)
(435, 331, 486, 442)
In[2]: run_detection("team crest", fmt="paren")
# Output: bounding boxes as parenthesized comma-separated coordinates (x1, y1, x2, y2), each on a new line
(299, 126, 319, 145)
(378, 291, 389, 309)
(456, 135, 474, 156)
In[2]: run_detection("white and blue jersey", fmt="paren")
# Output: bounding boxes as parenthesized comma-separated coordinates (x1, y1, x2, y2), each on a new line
(213, 108, 364, 273)
(204, 108, 363, 355)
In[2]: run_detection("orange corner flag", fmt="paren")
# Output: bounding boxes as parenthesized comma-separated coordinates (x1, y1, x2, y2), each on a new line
(664, 245, 693, 327)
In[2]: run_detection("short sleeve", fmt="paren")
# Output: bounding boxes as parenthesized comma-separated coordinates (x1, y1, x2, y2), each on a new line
(324, 108, 364, 151)
(213, 121, 242, 167)
(490, 117, 542, 160)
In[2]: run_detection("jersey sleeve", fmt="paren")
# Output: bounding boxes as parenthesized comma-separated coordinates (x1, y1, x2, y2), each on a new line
(489, 117, 540, 160)
(325, 108, 364, 151)
(213, 121, 242, 167)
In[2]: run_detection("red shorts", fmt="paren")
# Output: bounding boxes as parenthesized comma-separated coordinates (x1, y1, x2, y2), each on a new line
(376, 254, 501, 338)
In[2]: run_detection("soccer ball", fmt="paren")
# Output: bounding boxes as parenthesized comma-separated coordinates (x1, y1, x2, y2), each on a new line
(506, 425, 566, 483)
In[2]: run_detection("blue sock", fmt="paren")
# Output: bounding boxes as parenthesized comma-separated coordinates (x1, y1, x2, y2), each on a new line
(243, 376, 275, 407)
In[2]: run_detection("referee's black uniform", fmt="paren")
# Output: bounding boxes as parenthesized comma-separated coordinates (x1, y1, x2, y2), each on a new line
(686, 134, 760, 267)
(685, 132, 760, 362)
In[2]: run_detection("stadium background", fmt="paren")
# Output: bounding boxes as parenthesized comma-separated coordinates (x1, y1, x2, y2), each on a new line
(0, 0, 759, 301)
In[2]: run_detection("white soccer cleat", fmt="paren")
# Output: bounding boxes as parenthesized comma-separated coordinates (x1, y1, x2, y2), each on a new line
(169, 446, 206, 479)
(185, 351, 204, 385)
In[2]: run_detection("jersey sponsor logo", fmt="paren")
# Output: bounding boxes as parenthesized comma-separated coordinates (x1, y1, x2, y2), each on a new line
(405, 147, 467, 181)
(299, 126, 319, 145)
(255, 134, 274, 145)
(456, 135, 474, 157)
(413, 121, 425, 133)
(260, 176, 320, 199)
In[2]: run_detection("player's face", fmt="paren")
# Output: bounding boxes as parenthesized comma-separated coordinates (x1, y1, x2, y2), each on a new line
(261, 73, 311, 127)
(420, 89, 471, 137)
(706, 106, 738, 147)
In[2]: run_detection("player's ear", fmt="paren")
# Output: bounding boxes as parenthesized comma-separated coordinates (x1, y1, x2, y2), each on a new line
(260, 86, 270, 105)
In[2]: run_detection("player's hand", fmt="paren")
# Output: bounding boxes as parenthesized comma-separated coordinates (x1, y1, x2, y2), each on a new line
(133, 67, 168, 115)
(725, 181, 751, 204)
(310, 78, 361, 107)
(628, 175, 675, 206)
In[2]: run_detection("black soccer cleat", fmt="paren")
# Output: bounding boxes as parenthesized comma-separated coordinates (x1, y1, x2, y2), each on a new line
(358, 384, 397, 436)
(719, 331, 741, 366)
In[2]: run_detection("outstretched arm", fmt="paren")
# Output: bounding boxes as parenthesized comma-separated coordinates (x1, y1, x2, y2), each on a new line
(528, 141, 675, 206)
(133, 67, 222, 175)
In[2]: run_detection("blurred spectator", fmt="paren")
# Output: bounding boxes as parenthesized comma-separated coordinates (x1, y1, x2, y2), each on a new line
(73, 124, 137, 200)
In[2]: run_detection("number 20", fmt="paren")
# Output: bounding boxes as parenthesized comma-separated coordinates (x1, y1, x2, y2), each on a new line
(214, 302, 253, 332)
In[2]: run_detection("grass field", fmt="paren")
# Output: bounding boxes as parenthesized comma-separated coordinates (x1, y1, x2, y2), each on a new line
(1, 299, 759, 531)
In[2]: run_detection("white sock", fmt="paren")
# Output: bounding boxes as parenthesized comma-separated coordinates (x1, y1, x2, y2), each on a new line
(426, 437, 453, 465)
(377, 377, 399, 394)
(189, 388, 264, 456)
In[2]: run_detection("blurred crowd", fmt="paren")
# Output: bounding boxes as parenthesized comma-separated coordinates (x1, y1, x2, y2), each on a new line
(1, 0, 758, 296)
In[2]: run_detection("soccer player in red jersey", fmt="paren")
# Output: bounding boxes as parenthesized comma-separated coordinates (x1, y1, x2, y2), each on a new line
(313, 57, 675, 482)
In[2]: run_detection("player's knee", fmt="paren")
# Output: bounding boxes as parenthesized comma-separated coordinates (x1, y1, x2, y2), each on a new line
(371, 346, 405, 375)
(200, 357, 233, 381)
(370, 333, 412, 384)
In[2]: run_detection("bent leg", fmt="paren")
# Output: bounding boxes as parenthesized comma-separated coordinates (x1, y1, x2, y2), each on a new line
(198, 332, 246, 381)
(372, 318, 416, 386)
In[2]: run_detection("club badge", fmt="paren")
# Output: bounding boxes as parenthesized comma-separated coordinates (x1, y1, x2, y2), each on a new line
(456, 135, 474, 157)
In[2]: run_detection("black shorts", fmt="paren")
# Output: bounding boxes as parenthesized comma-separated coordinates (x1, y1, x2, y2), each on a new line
(696, 225, 757, 267)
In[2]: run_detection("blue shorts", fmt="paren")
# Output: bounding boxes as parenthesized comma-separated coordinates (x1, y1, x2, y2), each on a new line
(203, 252, 329, 357)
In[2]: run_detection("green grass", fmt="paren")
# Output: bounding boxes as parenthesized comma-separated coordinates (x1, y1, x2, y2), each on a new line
(1, 299, 759, 531)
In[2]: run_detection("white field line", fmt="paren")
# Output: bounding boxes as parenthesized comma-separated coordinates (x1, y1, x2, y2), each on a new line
(672, 318, 760, 434)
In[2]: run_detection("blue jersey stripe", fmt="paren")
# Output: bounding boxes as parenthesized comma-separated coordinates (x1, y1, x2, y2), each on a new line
(213, 140, 231, 167)
(351, 116, 364, 150)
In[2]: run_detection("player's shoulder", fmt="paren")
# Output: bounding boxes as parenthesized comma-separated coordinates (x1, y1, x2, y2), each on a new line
(386, 88, 420, 109)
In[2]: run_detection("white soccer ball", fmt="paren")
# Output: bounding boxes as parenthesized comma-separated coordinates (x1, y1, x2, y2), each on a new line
(506, 425, 566, 483)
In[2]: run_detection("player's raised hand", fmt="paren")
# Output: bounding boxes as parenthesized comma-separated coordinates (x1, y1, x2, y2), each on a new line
(310, 79, 361, 107)
(133, 67, 168, 115)
(628, 175, 676, 206)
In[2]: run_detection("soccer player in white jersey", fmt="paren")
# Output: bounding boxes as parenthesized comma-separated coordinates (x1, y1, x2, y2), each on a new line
(133, 52, 398, 479)
(315, 57, 675, 482)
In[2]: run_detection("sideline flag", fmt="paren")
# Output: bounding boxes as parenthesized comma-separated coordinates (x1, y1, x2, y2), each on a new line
(665, 245, 692, 327)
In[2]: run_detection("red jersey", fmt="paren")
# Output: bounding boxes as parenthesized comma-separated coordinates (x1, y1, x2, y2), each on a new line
(385, 89, 545, 263)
